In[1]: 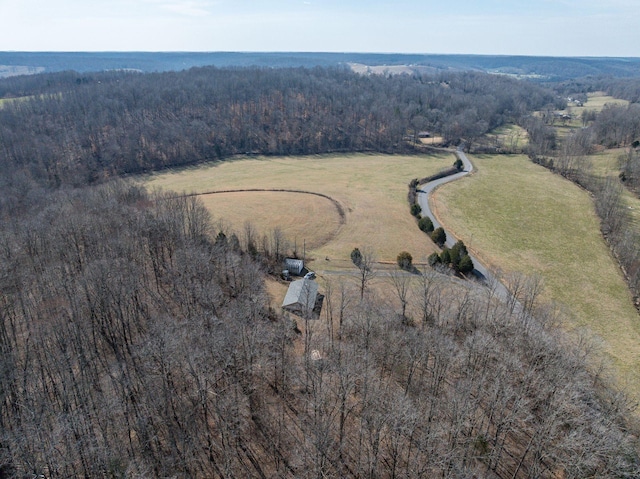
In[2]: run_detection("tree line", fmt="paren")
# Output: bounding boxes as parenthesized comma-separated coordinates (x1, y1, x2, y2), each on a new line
(523, 96, 640, 306)
(0, 67, 557, 187)
(554, 76, 640, 104)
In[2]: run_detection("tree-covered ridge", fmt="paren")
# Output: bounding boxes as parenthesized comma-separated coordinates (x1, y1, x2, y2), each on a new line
(0, 67, 557, 186)
(2, 52, 640, 79)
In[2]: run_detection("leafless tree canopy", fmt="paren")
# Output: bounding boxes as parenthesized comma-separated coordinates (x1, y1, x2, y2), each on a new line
(0, 67, 557, 187)
(0, 181, 638, 478)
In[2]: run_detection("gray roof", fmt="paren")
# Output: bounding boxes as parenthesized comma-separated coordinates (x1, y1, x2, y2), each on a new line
(282, 279, 318, 314)
(284, 258, 304, 274)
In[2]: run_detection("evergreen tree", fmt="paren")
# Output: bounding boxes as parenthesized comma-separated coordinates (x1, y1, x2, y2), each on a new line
(418, 216, 434, 233)
(458, 254, 474, 274)
(431, 227, 446, 247)
(351, 247, 362, 267)
(397, 251, 413, 270)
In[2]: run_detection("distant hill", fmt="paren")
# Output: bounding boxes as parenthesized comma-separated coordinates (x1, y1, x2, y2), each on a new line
(1, 52, 640, 80)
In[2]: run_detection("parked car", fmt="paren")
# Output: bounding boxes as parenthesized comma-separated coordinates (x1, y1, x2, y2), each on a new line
(304, 271, 316, 280)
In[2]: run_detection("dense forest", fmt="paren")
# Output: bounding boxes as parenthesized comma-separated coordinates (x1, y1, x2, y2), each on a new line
(0, 67, 558, 186)
(2, 66, 640, 477)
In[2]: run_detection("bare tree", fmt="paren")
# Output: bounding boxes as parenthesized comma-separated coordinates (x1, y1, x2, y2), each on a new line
(389, 268, 411, 324)
(270, 226, 287, 263)
(353, 246, 376, 300)
(519, 273, 544, 321)
(244, 220, 258, 255)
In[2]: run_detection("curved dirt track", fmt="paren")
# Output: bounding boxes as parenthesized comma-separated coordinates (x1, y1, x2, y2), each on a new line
(194, 188, 346, 250)
(189, 188, 345, 224)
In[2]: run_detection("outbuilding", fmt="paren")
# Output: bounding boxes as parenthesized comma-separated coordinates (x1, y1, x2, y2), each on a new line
(284, 258, 304, 275)
(282, 278, 318, 316)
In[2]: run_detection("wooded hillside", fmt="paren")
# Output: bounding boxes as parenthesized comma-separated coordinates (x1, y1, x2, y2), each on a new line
(0, 180, 638, 477)
(0, 67, 557, 186)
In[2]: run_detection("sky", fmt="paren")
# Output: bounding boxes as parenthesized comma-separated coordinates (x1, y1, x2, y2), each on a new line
(0, 0, 638, 57)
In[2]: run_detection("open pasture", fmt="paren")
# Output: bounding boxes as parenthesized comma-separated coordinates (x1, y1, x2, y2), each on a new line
(561, 92, 630, 130)
(588, 147, 640, 228)
(144, 153, 454, 267)
(552, 93, 640, 228)
(588, 146, 625, 178)
(485, 124, 528, 151)
(199, 190, 343, 251)
(432, 154, 640, 387)
(582, 92, 629, 110)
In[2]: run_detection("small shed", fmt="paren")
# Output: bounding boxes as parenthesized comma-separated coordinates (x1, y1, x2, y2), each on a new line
(284, 258, 304, 276)
(282, 279, 318, 316)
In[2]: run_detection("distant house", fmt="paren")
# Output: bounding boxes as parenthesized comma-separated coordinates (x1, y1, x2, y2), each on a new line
(553, 112, 572, 122)
(284, 258, 304, 276)
(282, 279, 318, 316)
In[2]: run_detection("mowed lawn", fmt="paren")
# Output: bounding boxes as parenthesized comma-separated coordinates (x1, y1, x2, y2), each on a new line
(143, 153, 454, 267)
(432, 154, 640, 386)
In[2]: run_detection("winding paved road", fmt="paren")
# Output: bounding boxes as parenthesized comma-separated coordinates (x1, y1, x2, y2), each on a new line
(315, 148, 519, 312)
(417, 149, 512, 300)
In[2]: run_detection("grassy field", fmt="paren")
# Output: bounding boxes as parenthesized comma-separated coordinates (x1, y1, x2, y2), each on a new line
(431, 153, 640, 388)
(199, 191, 343, 251)
(555, 94, 640, 239)
(143, 153, 454, 268)
(552, 93, 629, 140)
(554, 94, 640, 228)
(560, 92, 629, 129)
(581, 92, 629, 110)
(589, 148, 640, 228)
(588, 147, 623, 178)
(142, 144, 640, 393)
(486, 124, 529, 150)
(0, 95, 33, 108)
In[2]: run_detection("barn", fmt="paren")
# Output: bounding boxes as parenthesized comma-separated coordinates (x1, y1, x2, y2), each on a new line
(282, 279, 318, 316)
